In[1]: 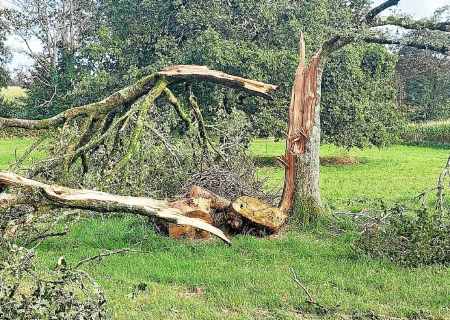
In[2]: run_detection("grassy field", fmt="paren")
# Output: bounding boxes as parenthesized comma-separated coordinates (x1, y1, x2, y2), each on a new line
(2, 138, 450, 319)
(1, 86, 27, 100)
(0, 138, 45, 169)
(251, 140, 449, 211)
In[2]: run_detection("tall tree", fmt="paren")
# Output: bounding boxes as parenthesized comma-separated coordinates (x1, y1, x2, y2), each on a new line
(292, 0, 450, 218)
(395, 46, 450, 121)
(0, 21, 10, 88)
(1, 0, 97, 117)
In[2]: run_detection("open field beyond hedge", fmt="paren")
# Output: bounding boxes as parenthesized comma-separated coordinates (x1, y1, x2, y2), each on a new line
(1, 138, 450, 319)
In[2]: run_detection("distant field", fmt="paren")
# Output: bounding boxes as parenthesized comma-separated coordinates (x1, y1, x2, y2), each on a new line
(403, 119, 450, 144)
(1, 86, 27, 100)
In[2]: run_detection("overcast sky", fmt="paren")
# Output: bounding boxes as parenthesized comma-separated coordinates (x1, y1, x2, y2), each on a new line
(2, 0, 449, 72)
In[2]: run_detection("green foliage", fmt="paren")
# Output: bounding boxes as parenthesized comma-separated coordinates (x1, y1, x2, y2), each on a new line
(0, 95, 28, 119)
(0, 24, 10, 88)
(321, 43, 405, 149)
(355, 205, 450, 267)
(24, 52, 81, 119)
(77, 0, 365, 138)
(403, 120, 450, 144)
(0, 247, 107, 319)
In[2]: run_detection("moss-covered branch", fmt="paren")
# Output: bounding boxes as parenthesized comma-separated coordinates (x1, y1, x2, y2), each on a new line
(164, 88, 192, 131)
(0, 73, 157, 130)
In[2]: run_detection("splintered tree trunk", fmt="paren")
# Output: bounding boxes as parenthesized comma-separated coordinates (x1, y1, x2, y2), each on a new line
(292, 62, 325, 222)
(277, 32, 324, 222)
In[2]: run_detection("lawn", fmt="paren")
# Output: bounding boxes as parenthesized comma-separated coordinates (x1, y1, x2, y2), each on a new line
(1, 138, 450, 319)
(0, 137, 44, 170)
(1, 86, 27, 100)
(251, 139, 449, 211)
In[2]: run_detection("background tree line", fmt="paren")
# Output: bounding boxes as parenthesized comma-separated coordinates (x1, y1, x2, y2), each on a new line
(0, 0, 448, 149)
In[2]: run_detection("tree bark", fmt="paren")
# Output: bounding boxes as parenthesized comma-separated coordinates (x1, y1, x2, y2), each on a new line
(292, 60, 325, 222)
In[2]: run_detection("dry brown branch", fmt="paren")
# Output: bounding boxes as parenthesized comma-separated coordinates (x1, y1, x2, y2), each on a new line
(290, 267, 327, 313)
(74, 246, 152, 269)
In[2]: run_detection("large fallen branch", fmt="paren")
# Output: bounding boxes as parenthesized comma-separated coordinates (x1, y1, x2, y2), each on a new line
(0, 172, 231, 244)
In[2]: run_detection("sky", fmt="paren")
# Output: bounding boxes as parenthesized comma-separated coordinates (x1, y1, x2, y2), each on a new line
(1, 0, 449, 72)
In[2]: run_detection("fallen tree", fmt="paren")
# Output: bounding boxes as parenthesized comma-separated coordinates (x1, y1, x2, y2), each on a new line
(0, 42, 322, 242)
(0, 64, 287, 244)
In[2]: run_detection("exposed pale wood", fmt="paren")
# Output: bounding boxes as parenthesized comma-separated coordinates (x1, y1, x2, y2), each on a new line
(168, 198, 213, 239)
(189, 185, 231, 210)
(278, 33, 322, 214)
(0, 172, 230, 244)
(229, 196, 286, 232)
(159, 65, 277, 99)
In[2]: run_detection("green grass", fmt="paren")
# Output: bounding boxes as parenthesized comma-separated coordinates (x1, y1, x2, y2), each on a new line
(2, 137, 450, 319)
(0, 138, 44, 170)
(251, 139, 449, 211)
(1, 86, 27, 100)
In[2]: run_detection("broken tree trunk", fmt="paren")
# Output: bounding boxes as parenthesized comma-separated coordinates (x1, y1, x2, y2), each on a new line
(278, 32, 322, 214)
(0, 172, 230, 244)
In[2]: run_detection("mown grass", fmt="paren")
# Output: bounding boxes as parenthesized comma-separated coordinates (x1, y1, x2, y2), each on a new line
(2, 138, 450, 319)
(251, 139, 449, 211)
(0, 138, 44, 169)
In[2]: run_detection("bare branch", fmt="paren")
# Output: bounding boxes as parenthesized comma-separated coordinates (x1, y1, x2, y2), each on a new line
(363, 37, 450, 55)
(364, 0, 400, 23)
(159, 65, 277, 100)
(0, 172, 231, 244)
(74, 246, 152, 269)
(290, 267, 327, 313)
(371, 16, 450, 32)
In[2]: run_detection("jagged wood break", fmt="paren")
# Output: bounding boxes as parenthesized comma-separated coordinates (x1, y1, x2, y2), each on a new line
(278, 33, 322, 214)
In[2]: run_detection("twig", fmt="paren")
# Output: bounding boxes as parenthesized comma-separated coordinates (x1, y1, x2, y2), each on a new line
(290, 267, 327, 313)
(74, 247, 152, 269)
(332, 210, 376, 220)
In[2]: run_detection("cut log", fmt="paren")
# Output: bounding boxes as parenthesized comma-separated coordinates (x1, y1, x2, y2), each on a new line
(0, 172, 230, 244)
(189, 185, 231, 210)
(228, 196, 286, 232)
(168, 198, 213, 239)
